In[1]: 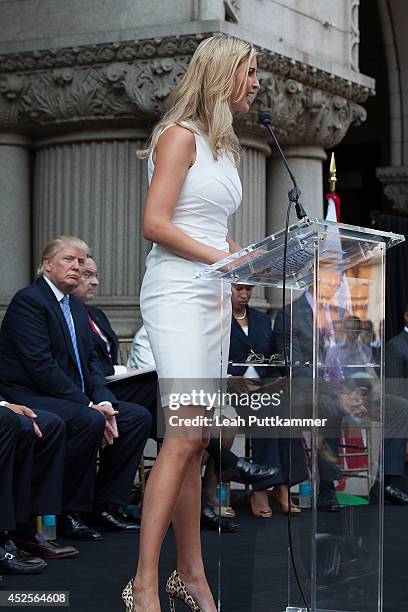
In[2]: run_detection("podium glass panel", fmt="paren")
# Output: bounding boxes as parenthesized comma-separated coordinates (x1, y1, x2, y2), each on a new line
(197, 218, 404, 612)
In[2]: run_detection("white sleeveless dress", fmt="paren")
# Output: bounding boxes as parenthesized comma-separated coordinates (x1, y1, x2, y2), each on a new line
(140, 124, 242, 389)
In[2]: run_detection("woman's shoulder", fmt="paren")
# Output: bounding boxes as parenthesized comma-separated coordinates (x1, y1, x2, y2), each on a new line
(151, 123, 197, 168)
(156, 123, 196, 149)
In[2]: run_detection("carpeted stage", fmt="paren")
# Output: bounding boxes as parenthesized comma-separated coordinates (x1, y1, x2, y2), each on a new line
(3, 500, 407, 612)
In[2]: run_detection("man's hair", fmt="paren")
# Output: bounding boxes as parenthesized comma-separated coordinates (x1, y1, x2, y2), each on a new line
(37, 235, 90, 276)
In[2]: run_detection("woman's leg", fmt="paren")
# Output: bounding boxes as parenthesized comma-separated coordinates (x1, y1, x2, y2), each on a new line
(133, 407, 208, 611)
(171, 444, 217, 612)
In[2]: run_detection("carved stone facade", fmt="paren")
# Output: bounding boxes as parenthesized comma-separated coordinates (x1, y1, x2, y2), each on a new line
(0, 27, 373, 329)
(0, 34, 371, 142)
(376, 166, 408, 213)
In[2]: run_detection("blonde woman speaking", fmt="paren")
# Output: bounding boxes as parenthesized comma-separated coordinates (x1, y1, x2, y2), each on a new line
(122, 34, 260, 612)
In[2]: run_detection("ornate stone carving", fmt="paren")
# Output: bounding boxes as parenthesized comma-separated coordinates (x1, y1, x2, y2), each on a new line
(237, 74, 367, 148)
(0, 57, 189, 127)
(376, 166, 408, 213)
(224, 0, 241, 23)
(0, 33, 372, 145)
(349, 0, 360, 72)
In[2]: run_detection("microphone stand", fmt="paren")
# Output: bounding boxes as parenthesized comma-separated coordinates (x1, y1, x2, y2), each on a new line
(259, 111, 308, 221)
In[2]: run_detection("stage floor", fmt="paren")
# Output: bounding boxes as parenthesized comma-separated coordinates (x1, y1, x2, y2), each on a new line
(2, 501, 407, 612)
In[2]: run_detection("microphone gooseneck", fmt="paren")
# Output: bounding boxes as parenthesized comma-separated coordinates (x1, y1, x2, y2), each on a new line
(259, 111, 307, 221)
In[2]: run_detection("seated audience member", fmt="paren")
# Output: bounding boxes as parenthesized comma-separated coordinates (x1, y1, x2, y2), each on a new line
(0, 398, 76, 579)
(275, 267, 408, 507)
(0, 236, 152, 540)
(314, 312, 408, 505)
(71, 256, 157, 428)
(0, 404, 42, 580)
(383, 307, 408, 500)
(228, 284, 308, 518)
(127, 325, 155, 369)
(274, 265, 368, 511)
(386, 305, 408, 381)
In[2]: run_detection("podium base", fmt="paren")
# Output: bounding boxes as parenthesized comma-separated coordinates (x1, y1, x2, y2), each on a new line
(284, 609, 360, 612)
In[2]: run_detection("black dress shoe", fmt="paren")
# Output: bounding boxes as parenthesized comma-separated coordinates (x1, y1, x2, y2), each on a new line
(12, 533, 79, 559)
(58, 513, 103, 541)
(317, 489, 343, 512)
(108, 505, 140, 524)
(233, 458, 278, 485)
(384, 484, 408, 504)
(87, 510, 141, 532)
(201, 505, 239, 533)
(0, 546, 46, 575)
(5, 540, 47, 569)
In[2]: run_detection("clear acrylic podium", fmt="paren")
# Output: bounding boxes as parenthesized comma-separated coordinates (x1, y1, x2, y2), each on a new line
(197, 218, 404, 612)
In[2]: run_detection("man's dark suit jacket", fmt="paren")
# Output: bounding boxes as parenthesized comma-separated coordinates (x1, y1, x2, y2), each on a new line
(228, 306, 278, 379)
(274, 292, 324, 377)
(386, 331, 408, 378)
(0, 276, 116, 408)
(274, 293, 352, 409)
(385, 331, 408, 401)
(87, 305, 119, 377)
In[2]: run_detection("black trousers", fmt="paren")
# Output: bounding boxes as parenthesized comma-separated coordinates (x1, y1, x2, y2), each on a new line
(383, 393, 408, 477)
(14, 410, 66, 522)
(251, 437, 309, 490)
(206, 438, 240, 472)
(0, 387, 152, 512)
(0, 406, 20, 531)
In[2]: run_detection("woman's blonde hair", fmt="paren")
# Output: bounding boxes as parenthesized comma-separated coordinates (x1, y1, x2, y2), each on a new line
(138, 34, 256, 165)
(37, 235, 90, 276)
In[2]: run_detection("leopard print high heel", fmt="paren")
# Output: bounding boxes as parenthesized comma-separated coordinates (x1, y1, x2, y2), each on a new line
(122, 580, 135, 611)
(166, 570, 202, 611)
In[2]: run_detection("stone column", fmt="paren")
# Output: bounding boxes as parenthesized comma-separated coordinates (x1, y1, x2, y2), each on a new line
(0, 133, 31, 317)
(229, 135, 271, 310)
(33, 129, 150, 336)
(266, 145, 327, 313)
(266, 146, 327, 233)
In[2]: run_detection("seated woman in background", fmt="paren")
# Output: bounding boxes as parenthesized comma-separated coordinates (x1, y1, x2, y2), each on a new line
(228, 284, 309, 518)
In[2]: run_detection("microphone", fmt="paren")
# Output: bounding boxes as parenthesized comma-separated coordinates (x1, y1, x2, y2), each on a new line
(259, 111, 307, 220)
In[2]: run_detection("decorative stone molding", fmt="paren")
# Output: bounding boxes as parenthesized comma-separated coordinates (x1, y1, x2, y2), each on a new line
(376, 166, 408, 213)
(238, 75, 367, 148)
(0, 33, 372, 146)
(348, 0, 360, 72)
(224, 0, 241, 23)
(0, 58, 188, 128)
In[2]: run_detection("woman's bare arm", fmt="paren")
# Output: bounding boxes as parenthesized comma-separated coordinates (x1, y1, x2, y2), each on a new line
(143, 125, 231, 264)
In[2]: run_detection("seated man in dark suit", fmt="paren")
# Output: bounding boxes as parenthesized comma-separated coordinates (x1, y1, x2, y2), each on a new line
(0, 236, 152, 542)
(274, 267, 365, 511)
(0, 404, 42, 581)
(275, 267, 408, 508)
(71, 255, 157, 426)
(0, 397, 76, 578)
(384, 306, 408, 500)
(386, 305, 408, 381)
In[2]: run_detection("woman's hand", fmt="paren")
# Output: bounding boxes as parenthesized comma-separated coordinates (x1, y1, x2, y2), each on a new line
(226, 236, 241, 254)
